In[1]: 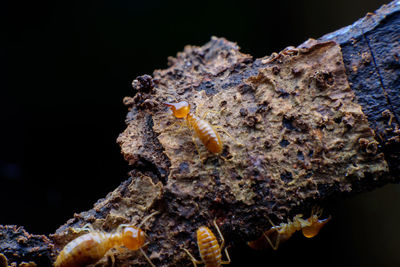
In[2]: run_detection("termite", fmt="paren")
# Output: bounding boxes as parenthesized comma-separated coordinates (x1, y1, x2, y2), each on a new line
(247, 208, 331, 250)
(183, 220, 231, 267)
(54, 211, 159, 267)
(164, 101, 239, 159)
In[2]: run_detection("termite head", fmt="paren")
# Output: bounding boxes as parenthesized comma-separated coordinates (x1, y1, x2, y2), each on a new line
(302, 215, 331, 238)
(121, 226, 146, 250)
(164, 101, 190, 118)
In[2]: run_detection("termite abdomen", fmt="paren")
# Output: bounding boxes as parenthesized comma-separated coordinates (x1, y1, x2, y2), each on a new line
(187, 114, 223, 154)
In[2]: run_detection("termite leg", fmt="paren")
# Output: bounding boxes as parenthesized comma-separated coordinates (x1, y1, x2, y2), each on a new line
(213, 220, 231, 264)
(192, 135, 205, 163)
(183, 248, 202, 267)
(195, 102, 205, 117)
(109, 253, 115, 267)
(221, 246, 232, 265)
(72, 223, 94, 233)
(389, 113, 393, 126)
(213, 220, 225, 248)
(164, 120, 178, 131)
(137, 211, 160, 229)
(201, 109, 217, 120)
(140, 247, 155, 267)
(219, 155, 229, 162)
(213, 125, 243, 147)
(196, 103, 219, 120)
(175, 121, 186, 134)
(137, 212, 159, 267)
(164, 120, 186, 133)
(263, 231, 280, 251)
(264, 216, 281, 250)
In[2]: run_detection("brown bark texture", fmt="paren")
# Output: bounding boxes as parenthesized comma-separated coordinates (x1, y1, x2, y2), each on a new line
(320, 0, 400, 176)
(1, 1, 399, 266)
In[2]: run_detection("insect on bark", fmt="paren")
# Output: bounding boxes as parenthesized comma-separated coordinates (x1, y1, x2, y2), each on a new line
(164, 101, 240, 160)
(183, 220, 231, 267)
(247, 208, 331, 250)
(54, 211, 159, 267)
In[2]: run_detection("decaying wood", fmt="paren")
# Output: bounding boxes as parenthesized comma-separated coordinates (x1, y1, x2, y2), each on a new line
(1, 1, 399, 266)
(320, 0, 400, 176)
(0, 225, 54, 266)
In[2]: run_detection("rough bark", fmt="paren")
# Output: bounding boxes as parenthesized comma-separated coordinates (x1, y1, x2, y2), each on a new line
(320, 0, 400, 177)
(1, 1, 399, 266)
(0, 225, 54, 266)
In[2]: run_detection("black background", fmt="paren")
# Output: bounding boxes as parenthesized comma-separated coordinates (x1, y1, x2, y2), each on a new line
(2, 0, 400, 266)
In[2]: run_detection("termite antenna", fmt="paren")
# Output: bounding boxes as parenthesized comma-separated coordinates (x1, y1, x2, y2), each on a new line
(138, 211, 159, 229)
(183, 248, 201, 267)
